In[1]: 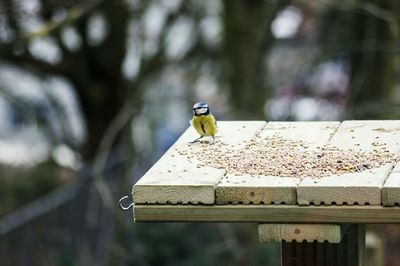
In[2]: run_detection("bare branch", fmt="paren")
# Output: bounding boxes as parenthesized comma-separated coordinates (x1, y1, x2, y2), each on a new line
(25, 0, 103, 43)
(319, 0, 397, 23)
(0, 44, 69, 75)
(0, 183, 78, 235)
(90, 101, 138, 208)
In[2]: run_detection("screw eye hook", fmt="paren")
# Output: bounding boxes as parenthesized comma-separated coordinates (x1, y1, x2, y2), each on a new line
(119, 195, 134, 211)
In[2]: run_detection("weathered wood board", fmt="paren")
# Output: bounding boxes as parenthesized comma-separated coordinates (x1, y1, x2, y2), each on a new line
(298, 120, 400, 206)
(215, 122, 340, 205)
(382, 162, 400, 206)
(133, 121, 266, 204)
(258, 224, 341, 243)
(133, 204, 400, 223)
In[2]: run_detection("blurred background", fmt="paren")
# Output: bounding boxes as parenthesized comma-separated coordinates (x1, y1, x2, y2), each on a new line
(0, 0, 399, 265)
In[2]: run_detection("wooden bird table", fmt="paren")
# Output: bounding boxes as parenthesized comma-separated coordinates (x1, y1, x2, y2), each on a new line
(132, 121, 400, 266)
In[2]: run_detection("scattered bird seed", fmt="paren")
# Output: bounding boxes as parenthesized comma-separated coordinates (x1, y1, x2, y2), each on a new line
(178, 136, 399, 178)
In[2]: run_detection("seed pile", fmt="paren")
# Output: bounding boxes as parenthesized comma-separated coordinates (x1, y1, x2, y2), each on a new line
(181, 136, 398, 178)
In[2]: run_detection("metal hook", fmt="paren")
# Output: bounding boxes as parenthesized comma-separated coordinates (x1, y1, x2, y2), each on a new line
(119, 195, 134, 211)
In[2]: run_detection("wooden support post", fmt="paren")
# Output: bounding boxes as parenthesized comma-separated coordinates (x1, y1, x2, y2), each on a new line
(281, 224, 365, 266)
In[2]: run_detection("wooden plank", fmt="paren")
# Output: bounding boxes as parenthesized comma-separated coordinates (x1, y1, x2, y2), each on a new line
(133, 121, 266, 204)
(382, 162, 400, 206)
(133, 204, 400, 223)
(258, 224, 341, 243)
(216, 174, 299, 205)
(214, 120, 267, 148)
(216, 122, 340, 205)
(298, 120, 400, 206)
(299, 164, 394, 206)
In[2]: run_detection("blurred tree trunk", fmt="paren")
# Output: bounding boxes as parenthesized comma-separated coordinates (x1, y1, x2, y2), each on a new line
(0, 0, 134, 265)
(347, 0, 399, 118)
(68, 1, 133, 265)
(222, 0, 283, 118)
(70, 3, 130, 159)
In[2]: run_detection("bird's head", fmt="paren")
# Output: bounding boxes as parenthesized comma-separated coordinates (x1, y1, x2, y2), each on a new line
(192, 102, 210, 116)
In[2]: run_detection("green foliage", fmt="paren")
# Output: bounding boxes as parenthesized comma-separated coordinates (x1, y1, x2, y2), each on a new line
(56, 248, 75, 266)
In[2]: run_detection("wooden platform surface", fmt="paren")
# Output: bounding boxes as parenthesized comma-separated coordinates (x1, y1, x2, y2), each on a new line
(133, 120, 400, 223)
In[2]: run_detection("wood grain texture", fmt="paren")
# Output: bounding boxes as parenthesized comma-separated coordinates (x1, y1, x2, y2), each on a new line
(216, 122, 340, 205)
(133, 121, 266, 204)
(216, 174, 298, 204)
(213, 120, 267, 148)
(133, 204, 400, 223)
(298, 164, 394, 206)
(298, 120, 400, 206)
(382, 162, 400, 206)
(258, 224, 341, 243)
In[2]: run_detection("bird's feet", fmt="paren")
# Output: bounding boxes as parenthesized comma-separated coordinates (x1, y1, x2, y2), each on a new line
(188, 137, 215, 146)
(188, 136, 203, 146)
(211, 136, 215, 145)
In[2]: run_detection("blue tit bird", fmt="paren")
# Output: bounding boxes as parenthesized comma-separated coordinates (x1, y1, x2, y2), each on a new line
(189, 102, 217, 145)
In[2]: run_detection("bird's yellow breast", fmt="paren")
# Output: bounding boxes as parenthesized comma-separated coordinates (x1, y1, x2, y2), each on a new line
(191, 114, 217, 136)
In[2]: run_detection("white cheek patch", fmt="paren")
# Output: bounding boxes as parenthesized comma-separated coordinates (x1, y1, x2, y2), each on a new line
(195, 107, 208, 115)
